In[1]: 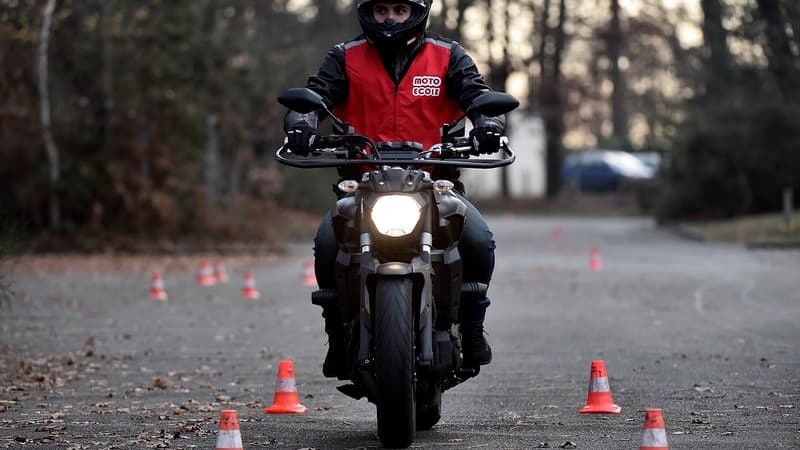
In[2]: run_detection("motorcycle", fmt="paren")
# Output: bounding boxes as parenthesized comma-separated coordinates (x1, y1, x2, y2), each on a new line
(276, 87, 518, 448)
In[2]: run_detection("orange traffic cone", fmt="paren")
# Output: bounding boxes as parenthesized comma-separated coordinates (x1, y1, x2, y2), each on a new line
(580, 360, 621, 414)
(149, 272, 168, 301)
(264, 360, 308, 414)
(196, 260, 217, 286)
(589, 248, 603, 271)
(216, 409, 243, 450)
(640, 408, 669, 449)
(214, 259, 229, 284)
(241, 271, 261, 300)
(553, 227, 564, 242)
(301, 259, 316, 287)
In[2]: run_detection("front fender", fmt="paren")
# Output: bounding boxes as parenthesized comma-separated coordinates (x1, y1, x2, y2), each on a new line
(360, 256, 434, 368)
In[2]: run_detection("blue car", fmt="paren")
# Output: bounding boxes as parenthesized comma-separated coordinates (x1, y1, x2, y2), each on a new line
(561, 150, 655, 192)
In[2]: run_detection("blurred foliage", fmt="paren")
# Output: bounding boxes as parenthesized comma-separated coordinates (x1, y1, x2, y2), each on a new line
(0, 0, 356, 245)
(1, 0, 798, 245)
(655, 93, 800, 221)
(653, 0, 800, 221)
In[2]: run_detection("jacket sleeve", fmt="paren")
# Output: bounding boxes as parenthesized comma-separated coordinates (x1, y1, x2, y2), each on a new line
(284, 44, 349, 131)
(445, 43, 506, 132)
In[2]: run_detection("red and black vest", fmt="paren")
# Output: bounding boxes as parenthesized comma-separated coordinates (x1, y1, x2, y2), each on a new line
(336, 38, 465, 151)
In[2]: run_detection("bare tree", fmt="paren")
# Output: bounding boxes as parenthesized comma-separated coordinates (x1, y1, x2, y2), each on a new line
(38, 0, 60, 230)
(700, 0, 733, 94)
(486, 0, 514, 197)
(607, 0, 628, 146)
(785, 1, 800, 50)
(101, 0, 114, 154)
(453, 0, 470, 42)
(755, 0, 800, 98)
(534, 0, 567, 198)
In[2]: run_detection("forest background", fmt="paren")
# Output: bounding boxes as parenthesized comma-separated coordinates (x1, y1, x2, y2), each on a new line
(1, 0, 798, 251)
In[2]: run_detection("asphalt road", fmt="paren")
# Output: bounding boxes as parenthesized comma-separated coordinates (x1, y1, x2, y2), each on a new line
(2, 215, 799, 449)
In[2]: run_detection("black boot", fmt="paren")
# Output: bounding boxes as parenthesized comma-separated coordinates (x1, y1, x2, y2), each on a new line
(460, 297, 492, 367)
(321, 304, 345, 378)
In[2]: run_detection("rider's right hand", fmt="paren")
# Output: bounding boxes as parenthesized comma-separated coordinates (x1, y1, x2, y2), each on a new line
(286, 125, 320, 156)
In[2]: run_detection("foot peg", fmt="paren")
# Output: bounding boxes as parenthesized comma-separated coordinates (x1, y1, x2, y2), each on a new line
(457, 366, 480, 378)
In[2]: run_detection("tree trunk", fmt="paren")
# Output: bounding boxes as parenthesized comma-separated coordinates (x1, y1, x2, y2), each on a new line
(553, 0, 566, 85)
(781, 1, 800, 50)
(205, 114, 221, 208)
(700, 0, 733, 94)
(453, 0, 470, 42)
(755, 0, 800, 98)
(538, 0, 551, 86)
(101, 1, 113, 154)
(537, 0, 567, 199)
(429, 0, 446, 32)
(501, 1, 513, 198)
(486, 0, 513, 197)
(608, 0, 628, 147)
(485, 0, 514, 198)
(38, 0, 60, 230)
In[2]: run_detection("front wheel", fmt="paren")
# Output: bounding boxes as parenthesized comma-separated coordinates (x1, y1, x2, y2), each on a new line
(374, 278, 415, 448)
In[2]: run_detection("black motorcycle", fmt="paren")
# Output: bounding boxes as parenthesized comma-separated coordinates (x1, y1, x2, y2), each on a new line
(276, 88, 518, 448)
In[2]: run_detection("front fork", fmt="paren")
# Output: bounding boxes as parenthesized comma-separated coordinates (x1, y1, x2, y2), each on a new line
(356, 203, 435, 371)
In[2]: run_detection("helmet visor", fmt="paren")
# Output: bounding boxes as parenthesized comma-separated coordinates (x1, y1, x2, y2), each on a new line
(357, 0, 431, 47)
(358, 1, 428, 34)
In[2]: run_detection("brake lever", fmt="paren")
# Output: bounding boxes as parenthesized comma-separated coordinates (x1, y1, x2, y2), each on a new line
(341, 144, 369, 160)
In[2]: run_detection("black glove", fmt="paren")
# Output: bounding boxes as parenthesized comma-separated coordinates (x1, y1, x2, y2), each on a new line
(469, 126, 502, 155)
(286, 125, 319, 156)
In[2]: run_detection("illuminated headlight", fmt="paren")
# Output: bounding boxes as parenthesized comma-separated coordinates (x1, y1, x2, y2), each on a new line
(370, 195, 421, 237)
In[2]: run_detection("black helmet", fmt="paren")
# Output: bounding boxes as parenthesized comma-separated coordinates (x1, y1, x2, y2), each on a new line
(357, 0, 431, 49)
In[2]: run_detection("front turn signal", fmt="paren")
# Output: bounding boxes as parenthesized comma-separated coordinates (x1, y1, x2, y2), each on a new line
(433, 180, 454, 192)
(337, 180, 359, 193)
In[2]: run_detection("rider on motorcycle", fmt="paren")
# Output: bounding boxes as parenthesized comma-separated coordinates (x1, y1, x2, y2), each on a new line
(284, 0, 506, 377)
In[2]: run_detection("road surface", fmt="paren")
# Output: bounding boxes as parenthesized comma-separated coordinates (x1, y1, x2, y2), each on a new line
(2, 215, 798, 449)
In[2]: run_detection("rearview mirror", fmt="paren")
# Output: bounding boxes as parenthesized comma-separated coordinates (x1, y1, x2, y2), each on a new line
(468, 92, 519, 117)
(277, 88, 327, 114)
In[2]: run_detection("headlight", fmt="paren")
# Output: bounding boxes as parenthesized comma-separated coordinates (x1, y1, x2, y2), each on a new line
(370, 195, 421, 237)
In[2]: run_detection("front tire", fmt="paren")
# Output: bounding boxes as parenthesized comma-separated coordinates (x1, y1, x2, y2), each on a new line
(374, 278, 415, 448)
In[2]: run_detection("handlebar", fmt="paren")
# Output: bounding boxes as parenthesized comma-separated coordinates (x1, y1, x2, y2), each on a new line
(275, 134, 515, 170)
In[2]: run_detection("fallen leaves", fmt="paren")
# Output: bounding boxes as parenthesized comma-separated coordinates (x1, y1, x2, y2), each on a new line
(153, 377, 169, 390)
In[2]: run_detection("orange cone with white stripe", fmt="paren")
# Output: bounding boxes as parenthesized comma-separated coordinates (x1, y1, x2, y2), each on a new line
(264, 360, 307, 414)
(640, 408, 669, 449)
(196, 260, 217, 286)
(216, 409, 243, 450)
(589, 248, 603, 271)
(149, 272, 168, 301)
(580, 360, 621, 414)
(214, 259, 229, 283)
(240, 271, 261, 300)
(301, 259, 316, 287)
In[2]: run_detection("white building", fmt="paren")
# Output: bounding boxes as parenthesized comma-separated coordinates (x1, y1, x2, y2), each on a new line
(460, 112, 546, 199)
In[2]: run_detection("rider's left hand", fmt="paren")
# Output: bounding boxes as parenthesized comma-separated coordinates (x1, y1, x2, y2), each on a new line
(469, 126, 502, 155)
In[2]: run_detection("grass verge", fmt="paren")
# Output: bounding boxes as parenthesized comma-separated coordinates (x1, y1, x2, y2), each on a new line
(680, 212, 800, 246)
(0, 222, 19, 307)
